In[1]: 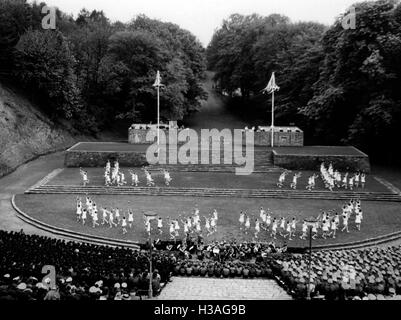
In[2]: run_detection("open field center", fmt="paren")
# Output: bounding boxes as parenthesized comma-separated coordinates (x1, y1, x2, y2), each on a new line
(14, 193, 401, 248)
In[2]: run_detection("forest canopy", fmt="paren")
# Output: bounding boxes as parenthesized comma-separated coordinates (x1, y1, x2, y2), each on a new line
(2, 0, 401, 164)
(0, 0, 207, 132)
(207, 0, 401, 164)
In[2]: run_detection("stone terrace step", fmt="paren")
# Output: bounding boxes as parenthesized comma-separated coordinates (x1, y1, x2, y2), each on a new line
(146, 165, 280, 173)
(26, 185, 401, 202)
(145, 150, 274, 170)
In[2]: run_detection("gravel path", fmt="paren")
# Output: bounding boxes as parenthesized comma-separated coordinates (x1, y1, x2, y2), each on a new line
(0, 152, 65, 237)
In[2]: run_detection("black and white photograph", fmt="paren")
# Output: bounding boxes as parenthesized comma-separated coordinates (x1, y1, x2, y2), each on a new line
(1, 0, 401, 309)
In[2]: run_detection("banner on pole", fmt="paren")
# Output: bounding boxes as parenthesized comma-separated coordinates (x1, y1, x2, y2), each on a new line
(153, 70, 162, 87)
(262, 72, 280, 94)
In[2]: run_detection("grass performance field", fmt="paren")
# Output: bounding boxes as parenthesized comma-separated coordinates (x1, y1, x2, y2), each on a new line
(14, 193, 401, 248)
(15, 150, 401, 249)
(68, 142, 150, 152)
(45, 168, 389, 193)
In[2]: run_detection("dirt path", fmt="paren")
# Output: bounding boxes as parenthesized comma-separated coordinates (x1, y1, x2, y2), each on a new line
(183, 71, 246, 130)
(0, 152, 65, 236)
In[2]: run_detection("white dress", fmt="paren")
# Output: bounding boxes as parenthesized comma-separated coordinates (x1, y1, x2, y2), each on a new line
(211, 219, 216, 228)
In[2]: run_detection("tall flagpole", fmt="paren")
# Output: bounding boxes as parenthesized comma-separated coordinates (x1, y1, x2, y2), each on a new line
(157, 84, 160, 149)
(271, 90, 275, 148)
(153, 71, 162, 152)
(263, 72, 279, 148)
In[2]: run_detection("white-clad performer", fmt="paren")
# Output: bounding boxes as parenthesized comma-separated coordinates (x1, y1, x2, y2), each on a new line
(157, 217, 163, 234)
(128, 210, 134, 229)
(121, 216, 128, 235)
(163, 169, 172, 186)
(82, 208, 87, 225)
(109, 210, 117, 228)
(101, 207, 109, 225)
(76, 199, 82, 222)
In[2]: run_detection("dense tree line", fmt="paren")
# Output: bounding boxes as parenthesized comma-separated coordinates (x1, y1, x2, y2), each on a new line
(0, 0, 207, 133)
(207, 0, 401, 164)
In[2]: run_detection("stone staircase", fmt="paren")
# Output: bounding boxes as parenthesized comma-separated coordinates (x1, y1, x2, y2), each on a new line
(146, 164, 279, 173)
(25, 185, 401, 202)
(147, 148, 277, 172)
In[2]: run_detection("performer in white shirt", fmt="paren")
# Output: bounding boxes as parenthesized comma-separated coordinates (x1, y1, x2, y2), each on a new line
(81, 208, 87, 225)
(109, 210, 117, 228)
(300, 221, 308, 240)
(76, 198, 82, 222)
(101, 207, 109, 225)
(254, 219, 261, 239)
(163, 169, 172, 186)
(128, 210, 134, 229)
(157, 218, 163, 235)
(121, 216, 128, 235)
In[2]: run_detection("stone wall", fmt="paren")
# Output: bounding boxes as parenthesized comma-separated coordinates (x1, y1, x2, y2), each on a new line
(65, 151, 148, 168)
(252, 130, 303, 147)
(128, 128, 304, 147)
(273, 153, 371, 173)
(128, 129, 151, 144)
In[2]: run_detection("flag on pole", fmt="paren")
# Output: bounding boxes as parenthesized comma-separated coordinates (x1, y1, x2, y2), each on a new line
(153, 70, 162, 87)
(262, 72, 280, 94)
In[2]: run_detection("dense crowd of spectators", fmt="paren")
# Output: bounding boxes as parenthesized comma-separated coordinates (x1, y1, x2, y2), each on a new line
(0, 230, 175, 300)
(2, 229, 401, 300)
(151, 239, 288, 262)
(192, 241, 287, 262)
(0, 230, 290, 300)
(271, 246, 401, 300)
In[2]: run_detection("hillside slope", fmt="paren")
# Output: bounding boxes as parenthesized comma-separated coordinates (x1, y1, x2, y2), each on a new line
(0, 82, 77, 178)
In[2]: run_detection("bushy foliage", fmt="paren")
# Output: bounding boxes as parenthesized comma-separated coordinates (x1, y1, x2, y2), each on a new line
(0, 0, 32, 73)
(207, 1, 401, 164)
(14, 30, 81, 119)
(2, 2, 207, 132)
(301, 0, 401, 162)
(207, 13, 326, 127)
